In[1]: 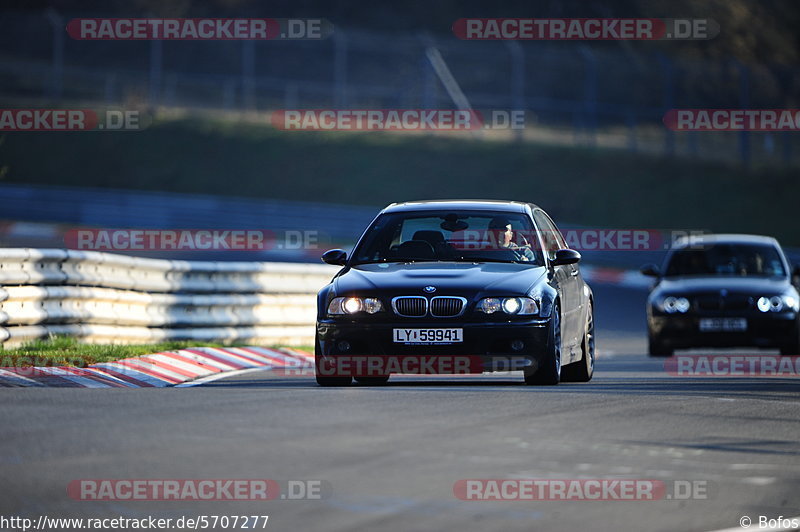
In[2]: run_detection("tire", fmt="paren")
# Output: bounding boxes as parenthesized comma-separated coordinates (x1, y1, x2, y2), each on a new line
(314, 333, 352, 387)
(561, 302, 594, 382)
(524, 303, 561, 385)
(316, 375, 352, 386)
(354, 376, 390, 385)
(648, 333, 673, 357)
(780, 323, 800, 356)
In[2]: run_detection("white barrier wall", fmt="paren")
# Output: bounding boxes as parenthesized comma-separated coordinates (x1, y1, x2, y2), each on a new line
(0, 249, 339, 347)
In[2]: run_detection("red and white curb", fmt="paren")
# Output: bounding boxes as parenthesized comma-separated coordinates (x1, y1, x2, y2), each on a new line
(0, 347, 313, 388)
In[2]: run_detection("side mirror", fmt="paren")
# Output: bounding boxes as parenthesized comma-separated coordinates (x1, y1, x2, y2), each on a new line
(551, 249, 581, 266)
(321, 249, 347, 266)
(640, 263, 661, 277)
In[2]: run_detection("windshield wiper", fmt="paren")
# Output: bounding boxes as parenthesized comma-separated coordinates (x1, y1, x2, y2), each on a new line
(451, 257, 524, 264)
(351, 259, 439, 265)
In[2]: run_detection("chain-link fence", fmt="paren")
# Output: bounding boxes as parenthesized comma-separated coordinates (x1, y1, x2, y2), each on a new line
(1, 11, 799, 166)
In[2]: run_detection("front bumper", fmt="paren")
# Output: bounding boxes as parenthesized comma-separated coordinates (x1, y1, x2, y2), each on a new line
(649, 311, 798, 349)
(316, 318, 550, 374)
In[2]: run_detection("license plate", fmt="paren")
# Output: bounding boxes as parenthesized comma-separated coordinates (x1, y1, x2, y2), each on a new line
(393, 328, 463, 344)
(699, 318, 747, 332)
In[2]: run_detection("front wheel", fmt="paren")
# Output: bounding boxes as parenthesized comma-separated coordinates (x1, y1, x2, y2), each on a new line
(648, 333, 673, 357)
(524, 303, 561, 385)
(561, 302, 594, 382)
(780, 323, 800, 356)
(316, 375, 353, 387)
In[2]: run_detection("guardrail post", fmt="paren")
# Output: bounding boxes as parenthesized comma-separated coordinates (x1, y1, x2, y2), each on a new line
(657, 53, 675, 157)
(578, 46, 598, 147)
(506, 41, 525, 142)
(149, 38, 163, 107)
(242, 40, 256, 110)
(731, 59, 751, 168)
(333, 30, 348, 108)
(44, 9, 64, 101)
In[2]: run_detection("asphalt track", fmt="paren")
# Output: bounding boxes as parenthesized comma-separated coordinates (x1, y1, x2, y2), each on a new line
(2, 283, 800, 532)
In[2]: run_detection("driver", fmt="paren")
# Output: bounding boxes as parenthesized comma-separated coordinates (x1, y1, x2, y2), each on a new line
(487, 216, 536, 262)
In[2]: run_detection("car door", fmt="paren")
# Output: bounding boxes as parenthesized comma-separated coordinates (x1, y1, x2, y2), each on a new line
(546, 213, 585, 356)
(533, 210, 581, 360)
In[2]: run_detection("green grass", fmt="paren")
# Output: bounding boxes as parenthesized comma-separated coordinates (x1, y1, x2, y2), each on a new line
(2, 115, 800, 244)
(0, 336, 313, 367)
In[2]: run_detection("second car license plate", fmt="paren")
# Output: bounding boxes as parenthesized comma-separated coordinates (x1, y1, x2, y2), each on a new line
(393, 328, 463, 344)
(699, 318, 747, 332)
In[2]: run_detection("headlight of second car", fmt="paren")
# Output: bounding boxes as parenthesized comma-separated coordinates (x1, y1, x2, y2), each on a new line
(661, 296, 690, 314)
(328, 296, 384, 315)
(757, 294, 799, 313)
(477, 297, 539, 316)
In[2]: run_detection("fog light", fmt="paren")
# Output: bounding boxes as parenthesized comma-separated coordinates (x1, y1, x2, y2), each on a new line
(337, 341, 351, 352)
(510, 340, 525, 351)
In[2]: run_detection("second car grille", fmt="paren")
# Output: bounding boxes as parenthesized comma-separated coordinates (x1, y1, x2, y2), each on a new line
(392, 296, 428, 317)
(430, 296, 466, 317)
(696, 294, 753, 311)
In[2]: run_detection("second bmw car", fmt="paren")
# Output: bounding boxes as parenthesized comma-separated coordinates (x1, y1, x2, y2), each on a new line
(643, 234, 800, 356)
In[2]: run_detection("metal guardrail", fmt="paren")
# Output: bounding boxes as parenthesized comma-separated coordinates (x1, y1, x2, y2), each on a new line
(0, 248, 339, 347)
(2, 184, 799, 271)
(0, 183, 377, 246)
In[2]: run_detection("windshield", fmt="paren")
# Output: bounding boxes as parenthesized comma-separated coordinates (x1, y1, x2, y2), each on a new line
(664, 243, 787, 277)
(351, 210, 544, 266)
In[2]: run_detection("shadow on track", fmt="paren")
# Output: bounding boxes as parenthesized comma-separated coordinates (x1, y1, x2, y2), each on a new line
(197, 369, 800, 403)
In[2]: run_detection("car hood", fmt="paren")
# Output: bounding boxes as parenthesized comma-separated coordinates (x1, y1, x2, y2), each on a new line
(656, 276, 793, 296)
(334, 262, 547, 297)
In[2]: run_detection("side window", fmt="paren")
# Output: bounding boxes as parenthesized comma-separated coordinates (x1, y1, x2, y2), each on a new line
(532, 211, 560, 261)
(543, 212, 568, 251)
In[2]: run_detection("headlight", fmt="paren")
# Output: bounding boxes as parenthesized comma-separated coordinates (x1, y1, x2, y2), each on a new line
(502, 297, 521, 314)
(477, 297, 538, 315)
(757, 294, 798, 313)
(477, 297, 502, 314)
(328, 296, 383, 315)
(662, 296, 690, 313)
(344, 297, 362, 313)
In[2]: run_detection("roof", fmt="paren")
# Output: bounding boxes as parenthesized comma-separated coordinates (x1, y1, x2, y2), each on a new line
(380, 200, 535, 214)
(672, 233, 781, 248)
